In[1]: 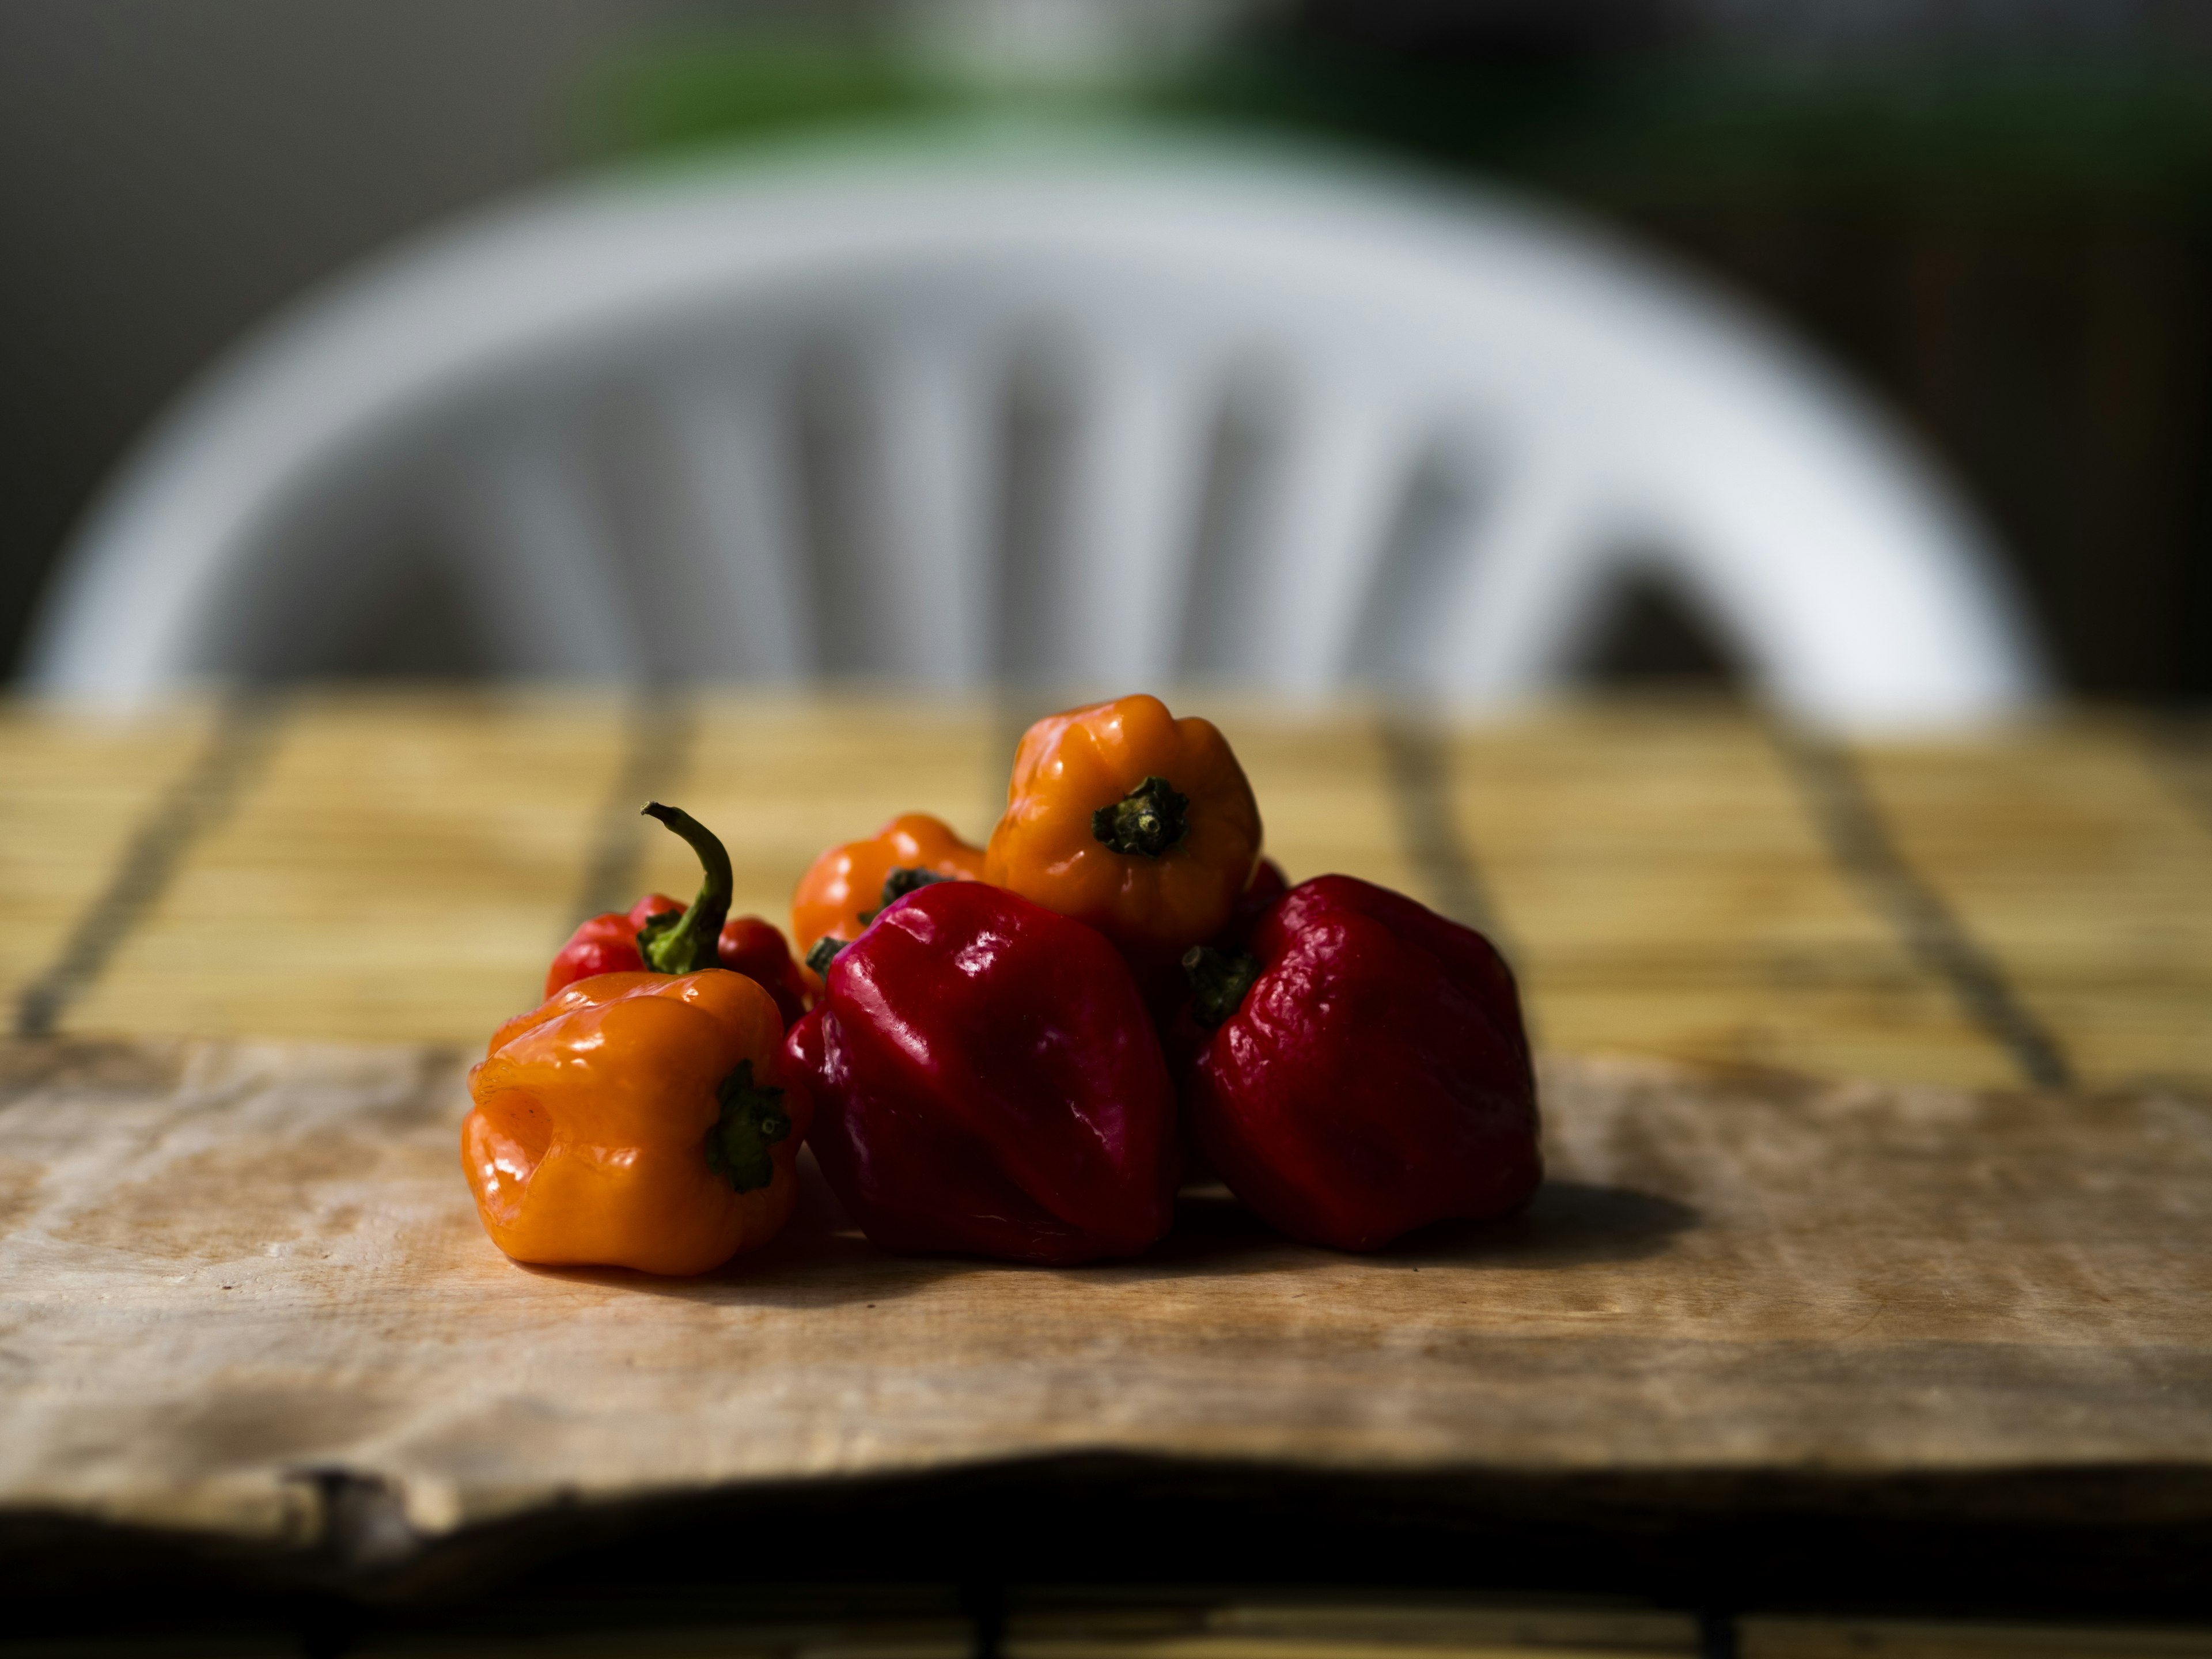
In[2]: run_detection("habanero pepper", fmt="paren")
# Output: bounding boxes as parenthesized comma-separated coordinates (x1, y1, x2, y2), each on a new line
(546, 802, 809, 1027)
(790, 812, 985, 982)
(1178, 874, 1540, 1252)
(781, 880, 1180, 1266)
(984, 694, 1262, 997)
(462, 968, 807, 1275)
(714, 915, 811, 1030)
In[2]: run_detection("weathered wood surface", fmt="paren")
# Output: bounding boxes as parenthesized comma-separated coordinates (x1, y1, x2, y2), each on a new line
(3, 1036, 2207, 1558)
(7, 694, 2210, 1094)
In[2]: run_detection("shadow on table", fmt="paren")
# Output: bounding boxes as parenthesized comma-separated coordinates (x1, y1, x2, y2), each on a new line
(1141, 1177, 1699, 1276)
(524, 1156, 1699, 1309)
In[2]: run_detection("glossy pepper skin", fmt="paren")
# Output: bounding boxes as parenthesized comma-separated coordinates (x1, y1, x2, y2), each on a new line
(462, 969, 808, 1275)
(985, 694, 1262, 992)
(546, 893, 682, 997)
(1179, 874, 1540, 1252)
(782, 881, 1180, 1265)
(714, 916, 810, 1029)
(790, 812, 985, 981)
(545, 804, 809, 1026)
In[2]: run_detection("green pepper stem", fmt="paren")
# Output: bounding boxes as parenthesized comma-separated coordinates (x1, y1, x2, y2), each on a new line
(635, 802, 733, 975)
(1093, 775, 1190, 858)
(705, 1059, 790, 1193)
(881, 865, 954, 908)
(858, 865, 955, 926)
(1183, 945, 1262, 1027)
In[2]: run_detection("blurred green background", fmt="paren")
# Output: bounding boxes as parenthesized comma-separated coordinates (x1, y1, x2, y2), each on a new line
(5, 0, 2209, 699)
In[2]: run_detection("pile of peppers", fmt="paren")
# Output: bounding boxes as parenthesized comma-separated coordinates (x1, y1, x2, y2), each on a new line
(461, 693, 1540, 1274)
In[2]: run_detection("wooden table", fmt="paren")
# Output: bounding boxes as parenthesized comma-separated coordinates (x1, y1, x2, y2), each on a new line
(5, 688, 2210, 1089)
(4, 691, 2211, 1644)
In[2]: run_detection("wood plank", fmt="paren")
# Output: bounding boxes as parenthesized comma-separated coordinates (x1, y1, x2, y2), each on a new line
(1439, 702, 2020, 1089)
(5, 693, 2206, 1094)
(1206, 702, 1422, 900)
(3, 1037, 2206, 1559)
(0, 700, 222, 1023)
(67, 690, 626, 1046)
(1855, 719, 2212, 1089)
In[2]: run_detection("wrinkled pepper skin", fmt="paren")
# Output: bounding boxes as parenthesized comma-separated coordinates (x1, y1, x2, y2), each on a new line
(463, 970, 807, 1275)
(782, 881, 1180, 1265)
(985, 694, 1262, 991)
(1180, 875, 1540, 1252)
(790, 813, 986, 976)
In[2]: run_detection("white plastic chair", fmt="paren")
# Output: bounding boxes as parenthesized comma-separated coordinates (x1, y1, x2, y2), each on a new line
(24, 123, 2049, 727)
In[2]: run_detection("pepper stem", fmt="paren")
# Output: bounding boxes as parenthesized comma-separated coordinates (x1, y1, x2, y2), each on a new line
(858, 865, 955, 926)
(881, 865, 954, 907)
(635, 802, 733, 975)
(1093, 775, 1190, 858)
(704, 1059, 790, 1193)
(1183, 946, 1262, 1027)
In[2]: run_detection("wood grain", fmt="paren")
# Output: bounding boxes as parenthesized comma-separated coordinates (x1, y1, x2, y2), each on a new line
(0, 700, 222, 1017)
(1442, 705, 2020, 1088)
(66, 689, 630, 1045)
(1855, 721, 2212, 1088)
(2, 1036, 2206, 1558)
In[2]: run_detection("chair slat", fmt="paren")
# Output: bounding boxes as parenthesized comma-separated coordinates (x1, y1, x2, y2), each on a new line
(655, 371, 815, 679)
(445, 429, 640, 679)
(1252, 384, 1415, 695)
(1051, 343, 1216, 688)
(871, 334, 997, 686)
(1429, 446, 1600, 700)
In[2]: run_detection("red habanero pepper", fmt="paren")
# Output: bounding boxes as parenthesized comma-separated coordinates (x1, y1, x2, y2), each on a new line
(1178, 874, 1540, 1251)
(714, 915, 810, 1029)
(546, 803, 809, 1026)
(781, 881, 1180, 1266)
(546, 892, 683, 996)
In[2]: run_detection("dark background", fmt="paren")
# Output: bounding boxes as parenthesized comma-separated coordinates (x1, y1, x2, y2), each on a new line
(5, 0, 2209, 699)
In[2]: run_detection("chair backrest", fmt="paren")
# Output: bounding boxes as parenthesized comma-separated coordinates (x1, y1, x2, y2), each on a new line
(24, 123, 2050, 726)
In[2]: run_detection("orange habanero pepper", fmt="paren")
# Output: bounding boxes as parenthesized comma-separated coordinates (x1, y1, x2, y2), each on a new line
(461, 970, 806, 1275)
(790, 812, 985, 980)
(984, 694, 1262, 987)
